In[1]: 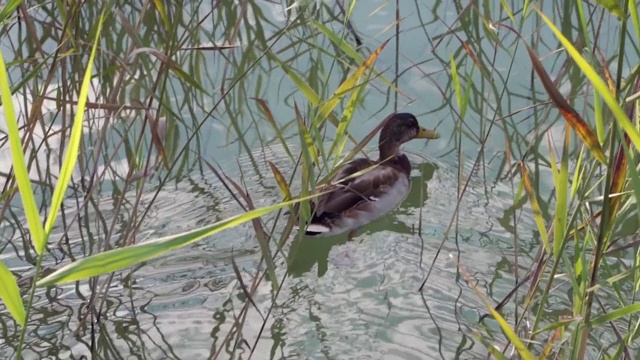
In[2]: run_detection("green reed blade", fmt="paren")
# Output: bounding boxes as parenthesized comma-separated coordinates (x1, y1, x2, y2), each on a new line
(554, 125, 570, 259)
(520, 162, 550, 252)
(473, 333, 510, 360)
(313, 39, 388, 127)
(590, 303, 640, 327)
(311, 20, 399, 94)
(531, 317, 579, 337)
(499, 0, 516, 24)
(268, 52, 320, 106)
(450, 54, 462, 112)
(575, 0, 591, 49)
(535, 8, 640, 152)
(460, 262, 536, 360)
(329, 70, 367, 168)
(0, 260, 25, 326)
(630, 0, 640, 41)
(0, 0, 21, 24)
(595, 0, 625, 18)
(151, 0, 170, 29)
(311, 20, 363, 63)
(0, 51, 45, 253)
(43, 12, 106, 247)
(36, 193, 324, 287)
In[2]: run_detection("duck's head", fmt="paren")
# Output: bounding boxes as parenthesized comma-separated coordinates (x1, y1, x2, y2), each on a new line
(378, 113, 439, 159)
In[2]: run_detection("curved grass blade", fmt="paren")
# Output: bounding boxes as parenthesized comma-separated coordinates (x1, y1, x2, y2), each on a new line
(36, 193, 324, 287)
(494, 22, 606, 164)
(42, 11, 106, 250)
(595, 0, 625, 18)
(268, 52, 320, 106)
(219, 171, 280, 290)
(499, 0, 516, 24)
(0, 260, 25, 326)
(328, 70, 367, 168)
(268, 161, 292, 201)
(456, 256, 536, 360)
(519, 162, 550, 252)
(268, 50, 360, 147)
(0, 50, 45, 253)
(129, 47, 208, 94)
(253, 98, 294, 161)
(525, 38, 605, 164)
(630, 0, 640, 42)
(473, 333, 509, 360)
(311, 20, 363, 63)
(313, 39, 389, 127)
(311, 21, 400, 94)
(531, 317, 579, 337)
(590, 303, 640, 327)
(534, 8, 640, 152)
(151, 0, 170, 29)
(0, 0, 21, 24)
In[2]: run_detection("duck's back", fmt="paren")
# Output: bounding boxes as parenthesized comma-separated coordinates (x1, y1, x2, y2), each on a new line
(305, 156, 411, 236)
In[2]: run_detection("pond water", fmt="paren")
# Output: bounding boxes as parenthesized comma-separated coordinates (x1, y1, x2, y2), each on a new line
(0, 1, 635, 359)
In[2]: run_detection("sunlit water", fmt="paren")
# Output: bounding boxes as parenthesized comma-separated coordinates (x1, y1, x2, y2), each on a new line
(6, 144, 536, 359)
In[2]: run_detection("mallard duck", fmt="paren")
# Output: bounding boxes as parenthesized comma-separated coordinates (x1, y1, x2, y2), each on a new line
(304, 112, 439, 239)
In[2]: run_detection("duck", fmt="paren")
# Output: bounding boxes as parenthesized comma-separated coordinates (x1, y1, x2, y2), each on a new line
(304, 112, 439, 239)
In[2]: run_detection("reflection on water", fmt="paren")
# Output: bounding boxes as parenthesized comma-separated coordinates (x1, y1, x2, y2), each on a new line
(1, 141, 540, 359)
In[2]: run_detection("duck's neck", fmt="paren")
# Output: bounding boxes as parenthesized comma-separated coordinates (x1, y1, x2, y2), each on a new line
(378, 140, 400, 161)
(378, 140, 411, 176)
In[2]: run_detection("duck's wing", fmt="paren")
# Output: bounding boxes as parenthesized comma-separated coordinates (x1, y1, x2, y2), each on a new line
(314, 158, 403, 217)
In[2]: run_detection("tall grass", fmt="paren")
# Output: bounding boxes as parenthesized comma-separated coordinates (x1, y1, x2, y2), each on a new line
(0, 0, 639, 359)
(438, 2, 640, 358)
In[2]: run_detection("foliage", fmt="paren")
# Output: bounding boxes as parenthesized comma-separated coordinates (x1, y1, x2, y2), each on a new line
(0, 0, 638, 359)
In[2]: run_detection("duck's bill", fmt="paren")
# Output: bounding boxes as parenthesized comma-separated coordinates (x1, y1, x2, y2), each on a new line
(416, 127, 440, 139)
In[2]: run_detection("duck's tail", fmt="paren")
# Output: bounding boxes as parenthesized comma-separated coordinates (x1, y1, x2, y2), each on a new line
(304, 223, 331, 236)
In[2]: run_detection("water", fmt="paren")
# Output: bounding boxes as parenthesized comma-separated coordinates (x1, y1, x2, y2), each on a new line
(0, 1, 635, 359)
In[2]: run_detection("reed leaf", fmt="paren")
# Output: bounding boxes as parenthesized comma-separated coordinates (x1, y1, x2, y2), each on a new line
(0, 0, 21, 24)
(0, 50, 45, 253)
(36, 193, 324, 287)
(595, 0, 625, 18)
(535, 8, 640, 152)
(0, 260, 25, 326)
(457, 258, 536, 360)
(523, 32, 605, 164)
(520, 162, 550, 251)
(313, 39, 388, 127)
(590, 303, 640, 327)
(42, 12, 106, 245)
